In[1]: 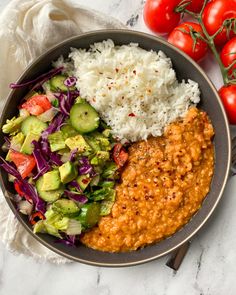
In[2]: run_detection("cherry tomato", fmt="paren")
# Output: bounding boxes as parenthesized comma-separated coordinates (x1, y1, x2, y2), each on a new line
(21, 95, 51, 115)
(9, 150, 36, 179)
(29, 212, 45, 225)
(143, 0, 181, 34)
(182, 0, 205, 13)
(113, 143, 128, 167)
(220, 37, 236, 78)
(168, 22, 208, 61)
(219, 85, 236, 124)
(202, 0, 236, 46)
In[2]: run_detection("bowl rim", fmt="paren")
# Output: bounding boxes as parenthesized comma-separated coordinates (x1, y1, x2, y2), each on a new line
(0, 29, 232, 267)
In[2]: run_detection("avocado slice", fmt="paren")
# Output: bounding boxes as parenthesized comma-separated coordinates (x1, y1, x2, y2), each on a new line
(92, 131, 111, 150)
(99, 137, 111, 151)
(65, 134, 92, 154)
(41, 170, 61, 191)
(91, 151, 110, 166)
(85, 135, 101, 152)
(20, 132, 40, 155)
(97, 151, 110, 161)
(48, 131, 66, 152)
(59, 161, 78, 184)
(76, 174, 91, 191)
(85, 132, 111, 152)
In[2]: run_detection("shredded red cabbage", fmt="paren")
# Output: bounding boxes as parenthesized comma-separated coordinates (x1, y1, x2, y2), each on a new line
(68, 180, 82, 192)
(40, 137, 50, 156)
(38, 114, 65, 167)
(0, 156, 21, 178)
(32, 140, 50, 180)
(69, 149, 77, 162)
(0, 156, 46, 213)
(41, 113, 66, 139)
(10, 67, 63, 90)
(50, 152, 63, 166)
(34, 138, 63, 173)
(73, 89, 80, 95)
(19, 180, 46, 213)
(59, 94, 70, 116)
(64, 190, 88, 203)
(64, 77, 77, 87)
(78, 157, 93, 175)
(65, 90, 75, 112)
(55, 91, 76, 116)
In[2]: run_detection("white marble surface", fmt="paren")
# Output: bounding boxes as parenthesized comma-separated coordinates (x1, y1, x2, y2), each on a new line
(1, 0, 236, 294)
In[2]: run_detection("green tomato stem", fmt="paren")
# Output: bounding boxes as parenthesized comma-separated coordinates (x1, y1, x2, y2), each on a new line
(226, 59, 236, 71)
(179, 0, 231, 86)
(183, 9, 199, 19)
(197, 16, 230, 85)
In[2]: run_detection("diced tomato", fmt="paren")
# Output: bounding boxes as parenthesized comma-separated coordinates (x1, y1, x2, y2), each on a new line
(21, 95, 51, 115)
(113, 143, 129, 167)
(9, 150, 36, 179)
(29, 211, 45, 225)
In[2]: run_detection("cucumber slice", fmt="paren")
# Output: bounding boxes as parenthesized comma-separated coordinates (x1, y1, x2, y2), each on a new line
(70, 103, 100, 134)
(36, 176, 64, 202)
(50, 75, 76, 92)
(21, 116, 47, 136)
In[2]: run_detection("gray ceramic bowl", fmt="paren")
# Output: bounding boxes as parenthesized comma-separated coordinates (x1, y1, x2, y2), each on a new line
(0, 30, 231, 267)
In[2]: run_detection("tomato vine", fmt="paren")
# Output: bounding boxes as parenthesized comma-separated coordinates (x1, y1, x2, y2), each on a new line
(176, 0, 236, 86)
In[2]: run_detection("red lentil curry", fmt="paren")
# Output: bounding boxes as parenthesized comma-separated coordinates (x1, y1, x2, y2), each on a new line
(80, 108, 214, 252)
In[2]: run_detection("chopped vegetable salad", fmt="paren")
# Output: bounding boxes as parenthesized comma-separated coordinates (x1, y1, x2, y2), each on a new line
(0, 68, 128, 245)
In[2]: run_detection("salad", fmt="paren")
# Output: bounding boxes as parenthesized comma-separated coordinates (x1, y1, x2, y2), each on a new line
(0, 68, 128, 246)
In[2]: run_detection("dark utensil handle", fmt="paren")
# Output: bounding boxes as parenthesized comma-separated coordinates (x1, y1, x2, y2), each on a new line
(166, 241, 191, 271)
(231, 136, 236, 176)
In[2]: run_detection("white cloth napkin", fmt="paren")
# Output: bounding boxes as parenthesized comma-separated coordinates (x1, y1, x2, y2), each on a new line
(0, 0, 125, 264)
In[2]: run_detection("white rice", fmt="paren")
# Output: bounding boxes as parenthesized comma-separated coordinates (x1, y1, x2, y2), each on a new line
(55, 40, 200, 142)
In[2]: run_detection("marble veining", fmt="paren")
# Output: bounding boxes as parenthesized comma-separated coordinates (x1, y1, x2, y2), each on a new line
(126, 14, 139, 27)
(0, 0, 236, 295)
